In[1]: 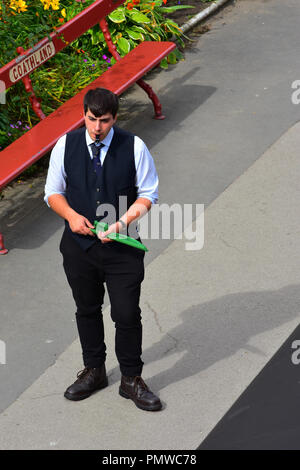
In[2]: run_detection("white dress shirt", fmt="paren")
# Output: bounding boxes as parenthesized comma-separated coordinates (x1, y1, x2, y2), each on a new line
(44, 127, 159, 206)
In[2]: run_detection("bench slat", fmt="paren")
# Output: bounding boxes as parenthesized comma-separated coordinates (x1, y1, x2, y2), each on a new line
(0, 41, 175, 190)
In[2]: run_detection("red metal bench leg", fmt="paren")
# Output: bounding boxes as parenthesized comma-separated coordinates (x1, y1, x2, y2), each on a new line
(16, 47, 46, 121)
(0, 233, 8, 255)
(136, 78, 166, 120)
(100, 19, 121, 61)
(99, 19, 166, 120)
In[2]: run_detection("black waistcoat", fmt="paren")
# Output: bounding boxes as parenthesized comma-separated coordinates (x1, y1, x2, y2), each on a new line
(64, 126, 137, 251)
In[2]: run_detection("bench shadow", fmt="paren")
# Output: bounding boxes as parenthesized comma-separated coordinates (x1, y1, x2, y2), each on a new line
(119, 67, 216, 149)
(1, 68, 216, 251)
(106, 284, 300, 396)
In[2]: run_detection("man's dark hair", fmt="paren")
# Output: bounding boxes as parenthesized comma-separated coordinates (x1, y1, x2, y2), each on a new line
(84, 88, 119, 118)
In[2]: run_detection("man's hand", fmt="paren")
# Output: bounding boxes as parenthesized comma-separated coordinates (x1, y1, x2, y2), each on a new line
(48, 194, 95, 236)
(97, 221, 122, 243)
(68, 213, 95, 236)
(97, 198, 152, 243)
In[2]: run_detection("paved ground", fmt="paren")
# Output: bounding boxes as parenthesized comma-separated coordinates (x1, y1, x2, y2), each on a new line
(1, 0, 300, 450)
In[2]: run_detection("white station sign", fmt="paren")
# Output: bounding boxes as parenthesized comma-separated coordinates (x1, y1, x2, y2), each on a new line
(9, 42, 56, 83)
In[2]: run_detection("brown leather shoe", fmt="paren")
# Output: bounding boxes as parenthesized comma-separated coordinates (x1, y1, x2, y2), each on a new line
(64, 365, 108, 401)
(119, 375, 162, 411)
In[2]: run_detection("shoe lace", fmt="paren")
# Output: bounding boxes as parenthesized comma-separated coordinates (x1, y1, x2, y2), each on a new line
(134, 376, 150, 396)
(76, 367, 92, 380)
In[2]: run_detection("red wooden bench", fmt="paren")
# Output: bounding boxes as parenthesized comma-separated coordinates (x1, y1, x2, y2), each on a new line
(0, 0, 176, 254)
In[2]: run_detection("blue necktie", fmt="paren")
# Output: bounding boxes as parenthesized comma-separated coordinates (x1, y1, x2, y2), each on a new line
(90, 141, 104, 175)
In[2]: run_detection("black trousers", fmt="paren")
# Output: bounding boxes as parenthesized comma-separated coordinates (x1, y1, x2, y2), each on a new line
(60, 229, 145, 377)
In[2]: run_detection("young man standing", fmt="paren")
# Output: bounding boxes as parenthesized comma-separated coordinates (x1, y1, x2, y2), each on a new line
(44, 87, 162, 411)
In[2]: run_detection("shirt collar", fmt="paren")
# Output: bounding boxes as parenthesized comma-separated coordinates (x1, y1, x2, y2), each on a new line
(85, 127, 114, 152)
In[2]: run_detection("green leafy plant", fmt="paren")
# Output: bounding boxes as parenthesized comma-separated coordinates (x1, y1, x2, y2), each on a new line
(74, 1, 194, 60)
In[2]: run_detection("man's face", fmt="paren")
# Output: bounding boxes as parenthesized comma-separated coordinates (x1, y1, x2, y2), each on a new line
(84, 108, 117, 141)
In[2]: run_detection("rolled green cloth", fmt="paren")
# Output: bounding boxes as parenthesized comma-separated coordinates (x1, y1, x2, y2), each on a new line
(90, 221, 148, 252)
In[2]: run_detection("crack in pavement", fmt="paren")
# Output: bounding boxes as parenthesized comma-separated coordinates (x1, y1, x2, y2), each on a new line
(219, 234, 242, 253)
(145, 300, 163, 333)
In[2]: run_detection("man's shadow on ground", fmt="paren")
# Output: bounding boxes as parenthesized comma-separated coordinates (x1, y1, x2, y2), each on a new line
(107, 284, 300, 397)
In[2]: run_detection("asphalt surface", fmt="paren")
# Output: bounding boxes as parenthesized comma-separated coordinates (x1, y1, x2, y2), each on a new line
(1, 0, 300, 450)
